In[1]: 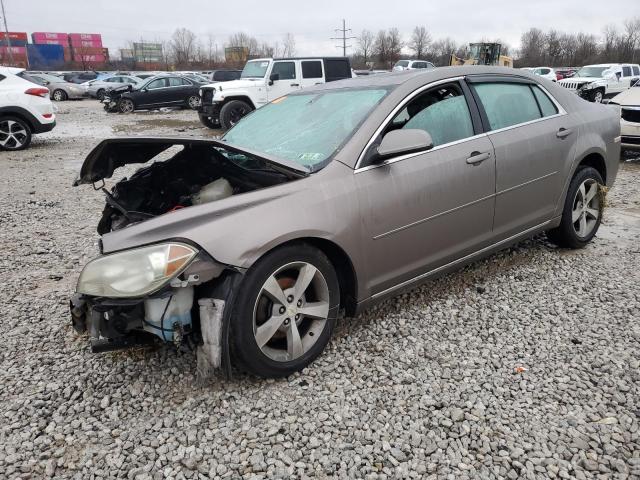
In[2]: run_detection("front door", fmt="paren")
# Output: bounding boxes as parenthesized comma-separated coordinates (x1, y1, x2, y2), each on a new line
(266, 61, 299, 101)
(137, 78, 168, 107)
(355, 81, 496, 295)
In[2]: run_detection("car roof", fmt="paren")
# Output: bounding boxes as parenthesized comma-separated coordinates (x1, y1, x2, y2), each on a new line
(0, 66, 25, 75)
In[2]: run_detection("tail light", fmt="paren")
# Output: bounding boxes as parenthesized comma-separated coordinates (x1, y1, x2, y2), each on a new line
(556, 73, 563, 81)
(25, 87, 50, 98)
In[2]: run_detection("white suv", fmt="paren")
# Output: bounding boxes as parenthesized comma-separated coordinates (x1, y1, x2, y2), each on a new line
(392, 59, 435, 71)
(530, 66, 558, 82)
(558, 63, 640, 102)
(0, 67, 56, 150)
(198, 57, 354, 130)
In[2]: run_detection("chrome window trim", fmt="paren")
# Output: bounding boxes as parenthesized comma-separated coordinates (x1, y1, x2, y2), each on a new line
(354, 76, 465, 171)
(353, 77, 568, 174)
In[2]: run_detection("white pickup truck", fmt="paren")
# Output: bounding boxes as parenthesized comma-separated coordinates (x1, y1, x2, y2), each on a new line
(558, 63, 640, 102)
(198, 57, 354, 130)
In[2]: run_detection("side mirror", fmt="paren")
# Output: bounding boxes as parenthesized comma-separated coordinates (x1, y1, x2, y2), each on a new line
(268, 72, 280, 86)
(374, 129, 434, 162)
(43, 80, 50, 86)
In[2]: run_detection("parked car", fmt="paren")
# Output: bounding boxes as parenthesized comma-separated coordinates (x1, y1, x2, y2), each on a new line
(21, 72, 87, 101)
(180, 73, 211, 85)
(0, 67, 55, 150)
(198, 57, 354, 130)
(133, 73, 159, 80)
(109, 74, 202, 113)
(392, 59, 436, 71)
(555, 68, 578, 80)
(63, 71, 99, 84)
(71, 66, 620, 377)
(530, 66, 558, 82)
(85, 75, 142, 100)
(609, 79, 640, 151)
(558, 63, 640, 102)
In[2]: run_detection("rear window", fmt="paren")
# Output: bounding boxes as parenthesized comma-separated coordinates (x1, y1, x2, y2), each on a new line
(633, 66, 640, 76)
(302, 61, 323, 79)
(531, 85, 558, 117)
(324, 59, 351, 82)
(474, 82, 542, 130)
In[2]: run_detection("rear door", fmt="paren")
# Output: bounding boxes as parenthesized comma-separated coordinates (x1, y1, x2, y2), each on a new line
(299, 60, 324, 88)
(355, 80, 496, 295)
(468, 77, 578, 239)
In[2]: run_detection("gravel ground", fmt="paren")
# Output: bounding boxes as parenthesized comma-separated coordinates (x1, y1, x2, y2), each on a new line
(1, 101, 639, 479)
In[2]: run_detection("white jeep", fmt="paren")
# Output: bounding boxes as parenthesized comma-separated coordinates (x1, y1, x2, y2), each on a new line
(198, 57, 354, 130)
(558, 63, 640, 103)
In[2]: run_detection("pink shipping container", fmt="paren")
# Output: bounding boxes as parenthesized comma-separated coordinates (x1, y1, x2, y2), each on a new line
(35, 39, 68, 46)
(32, 32, 69, 42)
(69, 33, 102, 44)
(0, 46, 27, 55)
(69, 39, 103, 49)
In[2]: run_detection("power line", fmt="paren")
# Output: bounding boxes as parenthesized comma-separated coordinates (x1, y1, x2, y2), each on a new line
(330, 19, 356, 57)
(0, 0, 14, 65)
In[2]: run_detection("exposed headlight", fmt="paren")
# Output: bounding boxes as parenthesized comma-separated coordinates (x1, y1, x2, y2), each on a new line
(77, 243, 198, 298)
(199, 88, 203, 96)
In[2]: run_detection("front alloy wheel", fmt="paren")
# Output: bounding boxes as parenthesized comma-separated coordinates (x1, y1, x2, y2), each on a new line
(118, 98, 134, 113)
(187, 95, 201, 110)
(0, 118, 31, 150)
(232, 244, 339, 377)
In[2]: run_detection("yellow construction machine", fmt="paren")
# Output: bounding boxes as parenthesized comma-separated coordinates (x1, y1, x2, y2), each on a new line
(449, 43, 513, 68)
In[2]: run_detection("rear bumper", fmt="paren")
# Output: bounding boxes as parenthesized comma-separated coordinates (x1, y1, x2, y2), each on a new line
(32, 119, 56, 134)
(621, 136, 640, 151)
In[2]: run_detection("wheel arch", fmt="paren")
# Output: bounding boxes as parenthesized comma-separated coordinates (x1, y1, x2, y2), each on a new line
(221, 95, 256, 110)
(576, 151, 607, 183)
(0, 106, 36, 132)
(249, 237, 358, 317)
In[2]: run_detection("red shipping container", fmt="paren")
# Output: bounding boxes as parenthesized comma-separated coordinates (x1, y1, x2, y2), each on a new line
(71, 46, 104, 55)
(74, 54, 107, 63)
(0, 32, 27, 41)
(0, 46, 27, 55)
(69, 39, 103, 49)
(69, 33, 102, 44)
(35, 39, 68, 46)
(63, 46, 73, 62)
(32, 32, 68, 42)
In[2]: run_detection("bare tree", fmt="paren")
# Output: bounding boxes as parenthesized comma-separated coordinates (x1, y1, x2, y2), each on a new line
(408, 26, 431, 59)
(428, 37, 458, 66)
(227, 32, 259, 57)
(357, 30, 374, 66)
(171, 28, 197, 68)
(282, 33, 296, 57)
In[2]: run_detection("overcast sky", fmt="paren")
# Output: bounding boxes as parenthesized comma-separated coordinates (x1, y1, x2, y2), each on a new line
(6, 0, 639, 56)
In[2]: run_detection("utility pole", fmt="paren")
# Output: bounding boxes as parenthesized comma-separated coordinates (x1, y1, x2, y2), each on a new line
(0, 0, 13, 65)
(331, 19, 356, 57)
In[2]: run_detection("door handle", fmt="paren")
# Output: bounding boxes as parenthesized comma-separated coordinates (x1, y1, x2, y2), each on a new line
(290, 83, 300, 87)
(466, 151, 491, 165)
(556, 128, 573, 138)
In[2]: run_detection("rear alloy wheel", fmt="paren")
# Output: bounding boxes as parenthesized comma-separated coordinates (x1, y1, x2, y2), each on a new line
(232, 244, 339, 377)
(187, 95, 201, 110)
(219, 100, 252, 130)
(52, 89, 67, 101)
(0, 117, 32, 151)
(96, 89, 105, 101)
(118, 98, 135, 114)
(547, 166, 604, 249)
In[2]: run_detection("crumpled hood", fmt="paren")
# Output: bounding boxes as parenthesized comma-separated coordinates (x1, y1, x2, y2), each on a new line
(610, 88, 640, 106)
(73, 137, 308, 186)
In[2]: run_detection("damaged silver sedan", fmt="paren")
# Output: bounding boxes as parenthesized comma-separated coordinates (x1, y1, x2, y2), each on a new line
(71, 67, 620, 378)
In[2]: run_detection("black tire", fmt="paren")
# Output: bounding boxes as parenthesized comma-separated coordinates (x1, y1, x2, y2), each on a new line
(219, 100, 252, 130)
(199, 115, 219, 129)
(0, 116, 32, 151)
(547, 166, 604, 249)
(186, 95, 201, 110)
(52, 89, 67, 101)
(96, 89, 105, 101)
(231, 243, 340, 378)
(589, 89, 604, 103)
(118, 98, 135, 114)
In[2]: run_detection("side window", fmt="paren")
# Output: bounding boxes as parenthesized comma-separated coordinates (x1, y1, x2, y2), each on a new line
(301, 61, 323, 79)
(531, 85, 559, 117)
(271, 62, 296, 81)
(386, 83, 475, 147)
(146, 79, 166, 89)
(622, 66, 632, 77)
(473, 82, 542, 130)
(213, 71, 224, 81)
(414, 62, 427, 69)
(633, 66, 640, 76)
(324, 59, 351, 82)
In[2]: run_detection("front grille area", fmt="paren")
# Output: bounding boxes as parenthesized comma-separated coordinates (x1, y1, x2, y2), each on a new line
(560, 82, 586, 90)
(202, 89, 214, 105)
(621, 136, 640, 145)
(621, 108, 640, 123)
